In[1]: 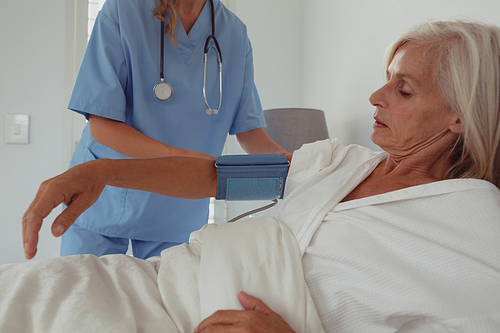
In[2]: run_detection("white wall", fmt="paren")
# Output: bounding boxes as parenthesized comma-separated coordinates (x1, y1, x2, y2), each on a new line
(2, 0, 500, 264)
(0, 0, 87, 264)
(234, 0, 304, 109)
(0, 1, 66, 264)
(303, 0, 500, 149)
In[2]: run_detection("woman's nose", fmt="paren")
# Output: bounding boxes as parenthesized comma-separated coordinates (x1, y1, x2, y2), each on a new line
(369, 85, 387, 108)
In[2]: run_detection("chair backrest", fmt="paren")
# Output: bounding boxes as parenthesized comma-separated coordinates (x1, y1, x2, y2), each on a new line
(263, 108, 330, 152)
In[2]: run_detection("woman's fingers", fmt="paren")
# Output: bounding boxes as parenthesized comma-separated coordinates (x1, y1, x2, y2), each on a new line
(195, 292, 296, 333)
(22, 161, 107, 259)
(22, 180, 66, 259)
(238, 291, 273, 313)
(195, 309, 246, 332)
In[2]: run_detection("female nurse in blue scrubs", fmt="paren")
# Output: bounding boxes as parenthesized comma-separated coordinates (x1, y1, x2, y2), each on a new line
(63, 0, 286, 259)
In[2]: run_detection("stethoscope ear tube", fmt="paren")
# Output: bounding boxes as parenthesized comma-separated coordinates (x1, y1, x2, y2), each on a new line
(203, 46, 222, 115)
(204, 35, 222, 62)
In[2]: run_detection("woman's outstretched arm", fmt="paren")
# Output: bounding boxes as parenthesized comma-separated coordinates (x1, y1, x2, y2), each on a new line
(22, 156, 217, 259)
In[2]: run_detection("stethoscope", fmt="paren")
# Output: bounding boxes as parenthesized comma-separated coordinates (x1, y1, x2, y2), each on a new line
(153, 0, 223, 115)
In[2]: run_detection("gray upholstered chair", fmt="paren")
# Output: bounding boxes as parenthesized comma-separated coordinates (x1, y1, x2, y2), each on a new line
(263, 108, 330, 152)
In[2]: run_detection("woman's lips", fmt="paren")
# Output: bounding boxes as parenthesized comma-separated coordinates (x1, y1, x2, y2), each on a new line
(373, 117, 388, 128)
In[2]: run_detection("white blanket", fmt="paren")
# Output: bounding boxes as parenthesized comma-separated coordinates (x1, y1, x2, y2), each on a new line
(0, 216, 324, 333)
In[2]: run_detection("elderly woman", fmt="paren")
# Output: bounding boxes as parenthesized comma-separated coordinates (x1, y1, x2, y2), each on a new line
(3, 19, 500, 332)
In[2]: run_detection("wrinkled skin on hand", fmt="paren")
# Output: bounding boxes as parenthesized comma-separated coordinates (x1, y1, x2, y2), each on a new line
(195, 292, 296, 333)
(22, 160, 107, 259)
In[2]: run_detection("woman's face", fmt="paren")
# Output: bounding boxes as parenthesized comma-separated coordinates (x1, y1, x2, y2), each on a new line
(369, 43, 460, 157)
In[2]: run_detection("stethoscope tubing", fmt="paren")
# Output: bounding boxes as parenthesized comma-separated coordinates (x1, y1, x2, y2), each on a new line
(155, 0, 222, 114)
(160, 19, 165, 81)
(153, 19, 174, 102)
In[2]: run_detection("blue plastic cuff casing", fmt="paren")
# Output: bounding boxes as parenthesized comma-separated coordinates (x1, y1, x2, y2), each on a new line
(215, 154, 289, 201)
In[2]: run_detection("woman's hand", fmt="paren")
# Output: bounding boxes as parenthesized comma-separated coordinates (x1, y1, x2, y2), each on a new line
(22, 156, 217, 260)
(22, 160, 108, 260)
(195, 291, 296, 333)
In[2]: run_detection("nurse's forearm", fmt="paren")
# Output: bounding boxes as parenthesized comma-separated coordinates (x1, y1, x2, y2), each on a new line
(236, 128, 288, 155)
(88, 115, 214, 159)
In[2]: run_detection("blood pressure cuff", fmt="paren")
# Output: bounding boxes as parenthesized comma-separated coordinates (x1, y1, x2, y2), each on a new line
(215, 154, 289, 201)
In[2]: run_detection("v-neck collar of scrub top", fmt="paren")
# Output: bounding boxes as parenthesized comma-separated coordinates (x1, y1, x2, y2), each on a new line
(172, 0, 214, 63)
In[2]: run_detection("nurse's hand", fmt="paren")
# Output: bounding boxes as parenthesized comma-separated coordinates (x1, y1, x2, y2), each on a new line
(22, 160, 107, 260)
(195, 291, 296, 333)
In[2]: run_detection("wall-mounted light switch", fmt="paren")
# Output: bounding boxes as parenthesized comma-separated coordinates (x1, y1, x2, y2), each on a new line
(4, 114, 30, 144)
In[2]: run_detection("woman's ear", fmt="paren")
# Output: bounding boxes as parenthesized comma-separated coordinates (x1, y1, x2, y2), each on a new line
(449, 115, 462, 134)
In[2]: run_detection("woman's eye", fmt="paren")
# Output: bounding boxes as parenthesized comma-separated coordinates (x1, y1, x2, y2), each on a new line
(399, 90, 411, 97)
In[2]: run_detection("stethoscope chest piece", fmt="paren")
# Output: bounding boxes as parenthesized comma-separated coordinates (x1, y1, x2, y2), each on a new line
(154, 79, 173, 101)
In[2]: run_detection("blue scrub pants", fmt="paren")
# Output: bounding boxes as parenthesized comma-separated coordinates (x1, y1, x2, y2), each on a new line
(60, 224, 182, 259)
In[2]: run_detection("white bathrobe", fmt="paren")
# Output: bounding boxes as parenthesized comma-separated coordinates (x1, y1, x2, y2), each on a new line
(279, 139, 500, 332)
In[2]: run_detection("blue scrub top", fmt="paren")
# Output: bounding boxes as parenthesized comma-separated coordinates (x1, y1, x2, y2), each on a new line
(68, 0, 266, 242)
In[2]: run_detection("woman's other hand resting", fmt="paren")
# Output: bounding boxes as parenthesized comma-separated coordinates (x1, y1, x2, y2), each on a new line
(195, 292, 296, 333)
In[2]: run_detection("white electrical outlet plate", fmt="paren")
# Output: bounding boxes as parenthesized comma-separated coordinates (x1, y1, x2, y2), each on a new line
(4, 114, 30, 144)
